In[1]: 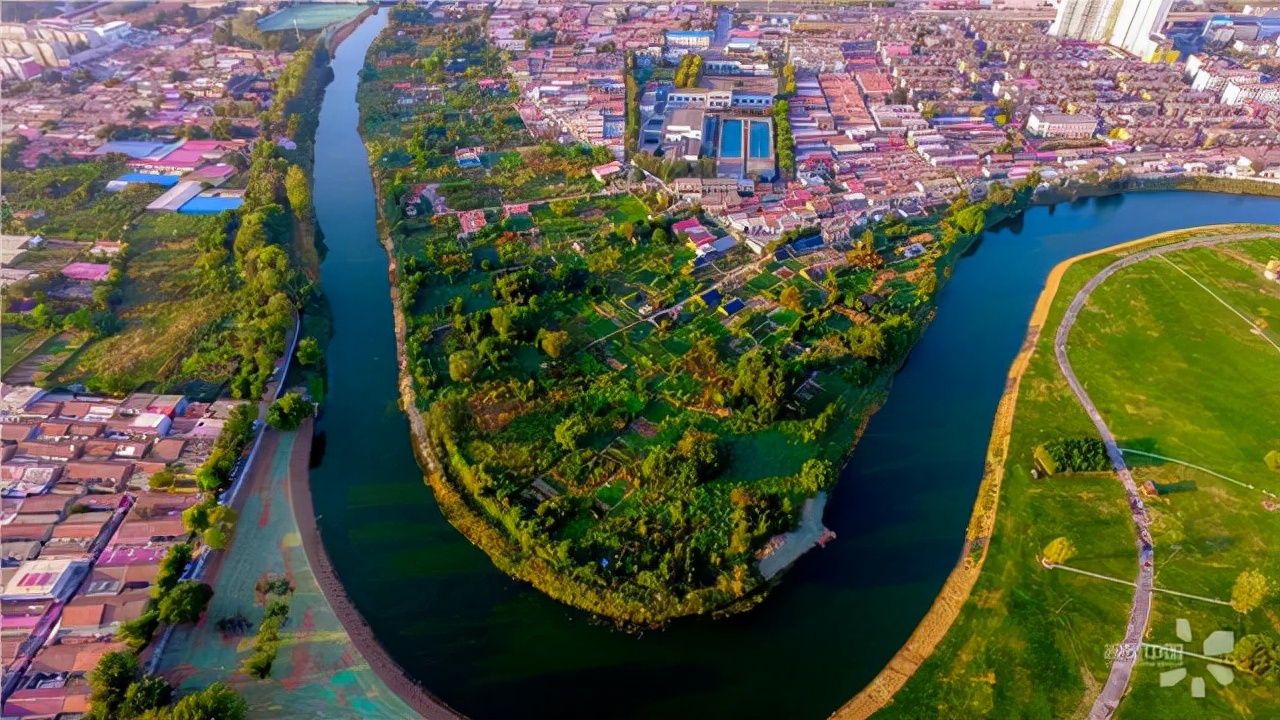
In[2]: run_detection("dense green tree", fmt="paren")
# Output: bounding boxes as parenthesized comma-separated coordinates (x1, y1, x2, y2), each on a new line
(1230, 634, 1280, 679)
(779, 285, 804, 312)
(158, 581, 214, 625)
(796, 458, 833, 494)
(1265, 449, 1280, 472)
(285, 164, 310, 216)
(148, 469, 176, 491)
(86, 651, 140, 719)
(120, 676, 173, 718)
(267, 392, 313, 430)
(211, 118, 233, 140)
(1042, 536, 1076, 565)
(296, 336, 321, 366)
(448, 350, 481, 382)
(117, 610, 160, 652)
(987, 183, 1014, 205)
(168, 683, 248, 720)
(153, 543, 193, 599)
(538, 329, 569, 358)
(1231, 569, 1270, 614)
(554, 416, 588, 451)
(731, 347, 791, 422)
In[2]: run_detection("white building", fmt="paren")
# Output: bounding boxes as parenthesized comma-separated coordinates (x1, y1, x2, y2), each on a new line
(1026, 109, 1098, 138)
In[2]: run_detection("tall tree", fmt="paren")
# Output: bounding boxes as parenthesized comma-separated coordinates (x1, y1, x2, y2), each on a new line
(285, 164, 310, 216)
(86, 651, 140, 719)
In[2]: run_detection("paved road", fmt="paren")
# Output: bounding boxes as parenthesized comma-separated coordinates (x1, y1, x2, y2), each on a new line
(1053, 232, 1277, 720)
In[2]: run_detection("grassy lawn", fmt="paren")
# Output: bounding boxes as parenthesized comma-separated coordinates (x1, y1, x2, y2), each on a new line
(878, 235, 1280, 719)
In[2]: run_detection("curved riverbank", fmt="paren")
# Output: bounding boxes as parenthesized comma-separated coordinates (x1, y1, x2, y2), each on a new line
(288, 419, 461, 720)
(836, 222, 1277, 720)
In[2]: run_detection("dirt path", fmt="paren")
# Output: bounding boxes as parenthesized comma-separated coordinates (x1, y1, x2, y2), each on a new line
(287, 419, 462, 720)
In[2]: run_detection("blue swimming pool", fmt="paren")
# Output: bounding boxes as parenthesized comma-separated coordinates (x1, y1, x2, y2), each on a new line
(749, 121, 771, 159)
(720, 119, 743, 158)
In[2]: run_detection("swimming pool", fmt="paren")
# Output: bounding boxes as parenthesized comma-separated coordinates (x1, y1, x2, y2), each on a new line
(749, 121, 771, 159)
(720, 119, 743, 158)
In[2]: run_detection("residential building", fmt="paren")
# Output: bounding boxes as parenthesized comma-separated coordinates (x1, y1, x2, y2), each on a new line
(1026, 109, 1098, 138)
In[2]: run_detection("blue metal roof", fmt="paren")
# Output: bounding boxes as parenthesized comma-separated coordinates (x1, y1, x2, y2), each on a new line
(178, 196, 244, 214)
(116, 173, 181, 187)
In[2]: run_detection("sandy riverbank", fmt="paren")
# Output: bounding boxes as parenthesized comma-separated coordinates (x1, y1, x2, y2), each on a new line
(829, 222, 1265, 720)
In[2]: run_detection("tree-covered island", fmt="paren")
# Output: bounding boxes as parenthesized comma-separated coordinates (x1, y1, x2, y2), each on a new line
(360, 8, 1039, 624)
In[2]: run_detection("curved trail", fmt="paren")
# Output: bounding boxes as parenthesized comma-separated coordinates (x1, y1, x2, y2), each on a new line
(1054, 231, 1277, 720)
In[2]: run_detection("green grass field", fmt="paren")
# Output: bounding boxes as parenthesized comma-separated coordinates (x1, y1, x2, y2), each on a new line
(878, 233, 1280, 720)
(1070, 241, 1280, 720)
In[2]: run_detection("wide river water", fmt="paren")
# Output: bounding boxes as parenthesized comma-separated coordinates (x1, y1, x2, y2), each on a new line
(309, 12, 1280, 720)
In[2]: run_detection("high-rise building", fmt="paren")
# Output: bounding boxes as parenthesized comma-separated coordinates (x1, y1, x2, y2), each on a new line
(1048, 0, 1120, 44)
(1049, 0, 1172, 59)
(1107, 0, 1174, 58)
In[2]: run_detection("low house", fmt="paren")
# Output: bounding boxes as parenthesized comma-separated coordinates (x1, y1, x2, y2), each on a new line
(591, 160, 624, 182)
(458, 210, 488, 239)
(2, 558, 90, 601)
(41, 515, 111, 558)
(672, 217, 716, 248)
(59, 263, 112, 283)
(58, 590, 149, 638)
(454, 145, 484, 168)
(106, 515, 187, 549)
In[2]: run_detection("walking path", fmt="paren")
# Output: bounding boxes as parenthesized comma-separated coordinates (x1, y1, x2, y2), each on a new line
(1053, 232, 1276, 720)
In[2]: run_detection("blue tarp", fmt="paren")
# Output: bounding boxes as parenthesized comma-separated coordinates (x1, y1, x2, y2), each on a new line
(178, 196, 244, 214)
(117, 173, 181, 187)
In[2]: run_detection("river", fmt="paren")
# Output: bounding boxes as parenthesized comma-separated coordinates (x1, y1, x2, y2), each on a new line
(308, 12, 1280, 720)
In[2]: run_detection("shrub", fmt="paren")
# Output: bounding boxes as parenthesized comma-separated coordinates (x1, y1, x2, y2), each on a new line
(1034, 436, 1110, 475)
(148, 469, 176, 491)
